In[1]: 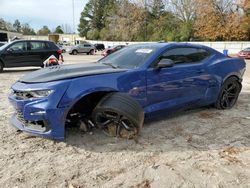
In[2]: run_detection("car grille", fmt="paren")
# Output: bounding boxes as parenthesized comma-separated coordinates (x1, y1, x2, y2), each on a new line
(16, 110, 50, 132)
(16, 110, 26, 124)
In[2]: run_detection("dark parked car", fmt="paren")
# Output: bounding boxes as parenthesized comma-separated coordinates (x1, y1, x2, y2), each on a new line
(102, 45, 126, 56)
(8, 43, 246, 140)
(94, 43, 105, 51)
(0, 40, 62, 72)
(238, 47, 250, 59)
(0, 42, 6, 47)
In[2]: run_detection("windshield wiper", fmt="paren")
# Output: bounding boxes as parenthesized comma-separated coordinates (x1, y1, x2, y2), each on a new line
(102, 62, 119, 69)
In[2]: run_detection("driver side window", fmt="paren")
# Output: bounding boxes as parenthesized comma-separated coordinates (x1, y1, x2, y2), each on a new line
(9, 42, 27, 52)
(162, 47, 210, 64)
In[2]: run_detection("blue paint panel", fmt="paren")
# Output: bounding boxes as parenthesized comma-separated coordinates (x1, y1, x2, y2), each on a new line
(8, 43, 246, 139)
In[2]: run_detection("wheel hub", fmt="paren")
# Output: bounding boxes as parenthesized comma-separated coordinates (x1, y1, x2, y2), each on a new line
(95, 111, 138, 139)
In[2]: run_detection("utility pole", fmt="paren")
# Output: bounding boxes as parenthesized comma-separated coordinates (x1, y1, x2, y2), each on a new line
(144, 0, 148, 41)
(72, 0, 75, 34)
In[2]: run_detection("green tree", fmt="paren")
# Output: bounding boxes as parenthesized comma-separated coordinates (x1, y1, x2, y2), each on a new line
(77, 0, 250, 41)
(21, 23, 36, 35)
(147, 12, 180, 41)
(78, 1, 93, 37)
(13, 19, 21, 32)
(37, 26, 51, 35)
(78, 0, 116, 39)
(54, 25, 64, 34)
(150, 0, 165, 18)
(0, 18, 7, 30)
(0, 19, 15, 32)
(100, 0, 148, 41)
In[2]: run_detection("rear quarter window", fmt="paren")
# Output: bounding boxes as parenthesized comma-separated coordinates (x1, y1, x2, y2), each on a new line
(47, 42, 59, 50)
(163, 47, 210, 64)
(30, 42, 49, 51)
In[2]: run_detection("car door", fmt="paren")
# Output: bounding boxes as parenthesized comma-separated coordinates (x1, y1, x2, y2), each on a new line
(1, 41, 29, 67)
(83, 44, 91, 52)
(146, 47, 211, 112)
(27, 41, 50, 66)
(76, 44, 83, 53)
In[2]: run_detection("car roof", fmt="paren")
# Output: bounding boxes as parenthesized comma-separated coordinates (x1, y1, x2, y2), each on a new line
(9, 39, 53, 43)
(131, 42, 210, 49)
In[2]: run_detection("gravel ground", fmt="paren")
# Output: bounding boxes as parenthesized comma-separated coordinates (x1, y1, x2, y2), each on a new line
(0, 54, 249, 188)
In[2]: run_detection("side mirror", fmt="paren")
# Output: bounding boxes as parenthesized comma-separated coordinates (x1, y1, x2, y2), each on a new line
(156, 58, 174, 69)
(6, 48, 13, 53)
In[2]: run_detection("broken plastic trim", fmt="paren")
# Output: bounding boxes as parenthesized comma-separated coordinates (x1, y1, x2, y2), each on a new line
(17, 111, 50, 132)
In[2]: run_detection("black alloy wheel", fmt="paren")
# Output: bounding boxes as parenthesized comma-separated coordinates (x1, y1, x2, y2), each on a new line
(215, 77, 241, 109)
(92, 93, 144, 139)
(94, 111, 139, 138)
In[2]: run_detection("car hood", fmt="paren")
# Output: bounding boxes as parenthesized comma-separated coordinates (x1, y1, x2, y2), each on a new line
(19, 63, 127, 83)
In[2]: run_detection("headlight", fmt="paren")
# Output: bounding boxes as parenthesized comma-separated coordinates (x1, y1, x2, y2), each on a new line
(13, 89, 54, 99)
(28, 90, 54, 98)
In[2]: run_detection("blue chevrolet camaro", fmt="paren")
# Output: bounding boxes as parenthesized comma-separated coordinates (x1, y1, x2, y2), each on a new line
(9, 43, 246, 140)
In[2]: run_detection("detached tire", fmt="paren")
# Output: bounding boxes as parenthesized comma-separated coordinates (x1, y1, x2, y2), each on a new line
(215, 77, 242, 109)
(92, 93, 144, 139)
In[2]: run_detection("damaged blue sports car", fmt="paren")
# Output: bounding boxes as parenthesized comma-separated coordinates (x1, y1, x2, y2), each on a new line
(8, 43, 246, 140)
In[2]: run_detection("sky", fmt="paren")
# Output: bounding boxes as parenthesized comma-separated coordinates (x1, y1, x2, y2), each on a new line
(0, 0, 88, 32)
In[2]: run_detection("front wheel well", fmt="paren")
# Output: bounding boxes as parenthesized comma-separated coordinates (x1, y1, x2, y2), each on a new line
(65, 91, 114, 128)
(223, 75, 242, 87)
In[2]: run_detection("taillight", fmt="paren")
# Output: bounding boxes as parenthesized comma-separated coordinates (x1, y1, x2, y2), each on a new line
(57, 49, 62, 54)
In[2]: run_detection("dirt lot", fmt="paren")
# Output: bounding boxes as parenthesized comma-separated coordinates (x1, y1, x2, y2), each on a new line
(0, 54, 250, 188)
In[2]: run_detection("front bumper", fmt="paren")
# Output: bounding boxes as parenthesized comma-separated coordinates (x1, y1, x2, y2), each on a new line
(8, 81, 70, 140)
(10, 113, 52, 137)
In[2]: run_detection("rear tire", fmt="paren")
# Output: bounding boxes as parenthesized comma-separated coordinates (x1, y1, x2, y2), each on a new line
(92, 93, 144, 139)
(90, 49, 95, 55)
(72, 50, 78, 55)
(215, 77, 241, 109)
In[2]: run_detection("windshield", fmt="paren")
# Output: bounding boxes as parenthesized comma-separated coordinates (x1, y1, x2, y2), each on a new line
(0, 42, 9, 51)
(99, 45, 159, 69)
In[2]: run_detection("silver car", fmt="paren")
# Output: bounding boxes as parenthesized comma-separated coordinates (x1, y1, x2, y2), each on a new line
(68, 43, 96, 55)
